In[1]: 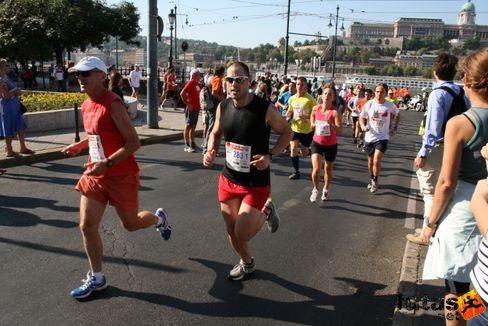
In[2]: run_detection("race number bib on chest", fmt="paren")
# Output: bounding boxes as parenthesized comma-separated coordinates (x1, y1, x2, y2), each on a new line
(370, 118, 385, 134)
(225, 142, 251, 173)
(88, 134, 106, 162)
(315, 120, 330, 136)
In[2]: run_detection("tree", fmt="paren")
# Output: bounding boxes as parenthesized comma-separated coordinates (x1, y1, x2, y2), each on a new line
(0, 0, 140, 64)
(381, 63, 403, 76)
(364, 66, 377, 75)
(421, 68, 433, 79)
(464, 37, 480, 50)
(404, 66, 418, 77)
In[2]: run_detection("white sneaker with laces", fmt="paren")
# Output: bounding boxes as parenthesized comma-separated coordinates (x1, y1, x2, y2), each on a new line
(264, 198, 280, 233)
(370, 180, 378, 193)
(310, 189, 319, 203)
(321, 189, 329, 201)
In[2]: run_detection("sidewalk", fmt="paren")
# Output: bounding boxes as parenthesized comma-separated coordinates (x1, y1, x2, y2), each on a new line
(0, 106, 202, 169)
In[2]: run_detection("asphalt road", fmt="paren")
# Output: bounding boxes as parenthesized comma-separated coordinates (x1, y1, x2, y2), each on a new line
(0, 110, 424, 325)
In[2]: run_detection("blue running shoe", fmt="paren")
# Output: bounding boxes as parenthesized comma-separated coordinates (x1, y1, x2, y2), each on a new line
(70, 273, 108, 299)
(155, 208, 172, 240)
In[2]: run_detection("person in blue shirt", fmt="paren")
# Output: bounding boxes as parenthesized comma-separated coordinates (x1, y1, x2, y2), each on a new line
(407, 53, 470, 245)
(275, 80, 296, 117)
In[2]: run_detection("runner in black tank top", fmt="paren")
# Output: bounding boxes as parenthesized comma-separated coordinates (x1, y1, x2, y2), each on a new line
(203, 62, 292, 281)
(220, 95, 271, 187)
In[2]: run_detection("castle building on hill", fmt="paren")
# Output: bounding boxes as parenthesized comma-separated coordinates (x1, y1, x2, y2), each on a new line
(347, 0, 488, 44)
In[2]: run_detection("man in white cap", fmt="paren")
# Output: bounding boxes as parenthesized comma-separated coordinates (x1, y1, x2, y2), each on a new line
(62, 56, 171, 299)
(180, 68, 202, 152)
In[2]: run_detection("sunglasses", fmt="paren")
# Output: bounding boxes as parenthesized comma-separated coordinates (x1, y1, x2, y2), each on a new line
(75, 70, 100, 78)
(225, 76, 249, 84)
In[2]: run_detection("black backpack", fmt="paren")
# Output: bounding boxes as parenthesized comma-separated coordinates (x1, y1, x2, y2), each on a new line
(435, 85, 468, 133)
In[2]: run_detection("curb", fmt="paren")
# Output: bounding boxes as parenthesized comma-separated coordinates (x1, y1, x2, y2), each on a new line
(0, 131, 203, 169)
(392, 240, 421, 326)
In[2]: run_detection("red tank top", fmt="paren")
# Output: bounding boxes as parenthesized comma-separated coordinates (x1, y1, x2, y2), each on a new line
(312, 105, 338, 146)
(82, 90, 139, 177)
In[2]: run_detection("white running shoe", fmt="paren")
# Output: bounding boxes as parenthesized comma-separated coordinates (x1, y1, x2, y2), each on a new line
(310, 189, 319, 203)
(321, 189, 329, 201)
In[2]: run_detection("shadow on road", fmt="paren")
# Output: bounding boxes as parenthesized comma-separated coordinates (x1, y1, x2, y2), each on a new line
(74, 258, 396, 325)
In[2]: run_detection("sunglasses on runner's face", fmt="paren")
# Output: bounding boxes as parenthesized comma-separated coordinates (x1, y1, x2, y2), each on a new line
(75, 70, 99, 78)
(225, 76, 248, 84)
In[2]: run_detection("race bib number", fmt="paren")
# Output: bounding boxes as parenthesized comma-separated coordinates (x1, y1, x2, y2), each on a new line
(293, 107, 307, 121)
(370, 118, 385, 134)
(315, 120, 330, 136)
(225, 142, 251, 173)
(88, 134, 106, 162)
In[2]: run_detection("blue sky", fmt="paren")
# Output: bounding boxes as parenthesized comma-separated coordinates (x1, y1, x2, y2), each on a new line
(106, 0, 488, 48)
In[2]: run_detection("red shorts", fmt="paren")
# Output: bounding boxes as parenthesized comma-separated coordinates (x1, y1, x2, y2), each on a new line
(218, 174, 271, 210)
(75, 173, 140, 212)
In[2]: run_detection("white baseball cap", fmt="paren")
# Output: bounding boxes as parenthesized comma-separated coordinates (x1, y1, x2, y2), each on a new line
(68, 56, 107, 74)
(190, 68, 201, 78)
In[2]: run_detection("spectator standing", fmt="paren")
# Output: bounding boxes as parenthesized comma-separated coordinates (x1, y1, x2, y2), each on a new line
(421, 48, 488, 325)
(48, 64, 55, 90)
(469, 146, 488, 325)
(108, 72, 125, 101)
(55, 64, 66, 92)
(406, 53, 470, 245)
(0, 59, 34, 157)
(180, 68, 202, 152)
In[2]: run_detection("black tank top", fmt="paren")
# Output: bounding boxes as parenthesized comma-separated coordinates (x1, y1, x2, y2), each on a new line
(221, 95, 271, 186)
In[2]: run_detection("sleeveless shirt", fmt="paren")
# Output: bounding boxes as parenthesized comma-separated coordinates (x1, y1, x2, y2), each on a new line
(220, 95, 271, 186)
(82, 90, 139, 177)
(312, 105, 338, 146)
(459, 108, 488, 184)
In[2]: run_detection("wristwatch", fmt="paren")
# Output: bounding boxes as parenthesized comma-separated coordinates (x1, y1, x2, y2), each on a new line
(427, 221, 437, 228)
(105, 158, 114, 168)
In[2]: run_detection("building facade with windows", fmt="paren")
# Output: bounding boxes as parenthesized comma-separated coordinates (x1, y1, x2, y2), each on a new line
(347, 0, 488, 44)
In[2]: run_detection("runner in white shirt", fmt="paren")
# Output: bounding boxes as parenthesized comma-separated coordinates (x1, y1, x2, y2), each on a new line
(128, 64, 141, 99)
(359, 83, 400, 193)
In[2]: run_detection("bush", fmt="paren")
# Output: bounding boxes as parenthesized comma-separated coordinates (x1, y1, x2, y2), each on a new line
(21, 92, 87, 112)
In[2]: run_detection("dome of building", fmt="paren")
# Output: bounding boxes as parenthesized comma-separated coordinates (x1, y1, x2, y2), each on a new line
(461, 0, 476, 13)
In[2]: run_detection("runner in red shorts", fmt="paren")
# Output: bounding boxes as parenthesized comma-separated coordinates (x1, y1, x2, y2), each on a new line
(62, 57, 171, 299)
(203, 61, 291, 281)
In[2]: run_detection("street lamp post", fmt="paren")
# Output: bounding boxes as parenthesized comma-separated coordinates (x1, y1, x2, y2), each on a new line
(168, 9, 176, 68)
(328, 5, 344, 79)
